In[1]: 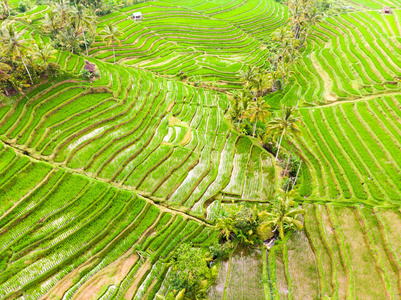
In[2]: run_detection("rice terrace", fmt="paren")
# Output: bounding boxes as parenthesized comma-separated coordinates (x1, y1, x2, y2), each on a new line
(2, 0, 401, 299)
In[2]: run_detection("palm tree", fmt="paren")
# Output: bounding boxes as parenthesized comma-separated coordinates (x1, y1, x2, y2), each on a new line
(0, 21, 33, 85)
(42, 11, 60, 38)
(238, 66, 257, 89)
(52, 0, 72, 27)
(258, 192, 304, 240)
(246, 97, 271, 137)
(227, 91, 249, 132)
(57, 27, 82, 53)
(101, 24, 122, 64)
(32, 39, 57, 68)
(72, 4, 96, 56)
(271, 26, 293, 45)
(0, 2, 8, 17)
(0, 61, 11, 73)
(215, 208, 237, 241)
(268, 106, 301, 160)
(227, 101, 244, 131)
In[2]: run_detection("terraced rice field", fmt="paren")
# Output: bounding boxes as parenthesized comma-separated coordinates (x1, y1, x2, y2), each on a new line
(273, 10, 401, 107)
(3, 0, 401, 299)
(209, 249, 266, 300)
(0, 143, 216, 299)
(343, 0, 401, 9)
(294, 96, 401, 205)
(90, 0, 287, 88)
(0, 53, 274, 220)
(269, 204, 401, 300)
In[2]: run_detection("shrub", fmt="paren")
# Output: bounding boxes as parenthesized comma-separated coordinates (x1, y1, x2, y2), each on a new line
(81, 68, 93, 78)
(208, 241, 232, 260)
(18, 1, 30, 12)
(46, 62, 61, 77)
(169, 244, 212, 299)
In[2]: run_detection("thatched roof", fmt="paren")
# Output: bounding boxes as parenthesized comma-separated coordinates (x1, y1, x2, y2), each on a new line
(84, 61, 96, 74)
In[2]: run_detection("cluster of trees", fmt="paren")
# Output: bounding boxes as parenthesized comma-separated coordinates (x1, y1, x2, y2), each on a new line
(41, 0, 98, 55)
(163, 192, 305, 300)
(0, 0, 104, 98)
(227, 85, 303, 189)
(264, 0, 321, 92)
(159, 244, 218, 300)
(215, 191, 304, 248)
(226, 0, 323, 190)
(0, 21, 59, 97)
(228, 88, 301, 158)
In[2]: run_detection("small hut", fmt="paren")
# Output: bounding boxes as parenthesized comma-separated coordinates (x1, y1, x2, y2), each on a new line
(84, 60, 96, 75)
(132, 12, 143, 21)
(383, 6, 392, 14)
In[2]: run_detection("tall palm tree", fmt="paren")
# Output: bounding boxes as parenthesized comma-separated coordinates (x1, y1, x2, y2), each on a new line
(246, 97, 271, 137)
(0, 21, 33, 85)
(42, 11, 60, 38)
(52, 0, 72, 27)
(302, 6, 320, 44)
(238, 66, 257, 89)
(251, 70, 274, 96)
(101, 24, 122, 64)
(57, 27, 83, 53)
(227, 101, 244, 132)
(271, 26, 292, 44)
(268, 106, 301, 160)
(258, 192, 304, 240)
(72, 4, 96, 56)
(32, 39, 56, 68)
(227, 91, 249, 132)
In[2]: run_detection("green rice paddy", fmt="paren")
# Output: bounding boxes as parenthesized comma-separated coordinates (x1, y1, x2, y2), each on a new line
(1, 0, 401, 299)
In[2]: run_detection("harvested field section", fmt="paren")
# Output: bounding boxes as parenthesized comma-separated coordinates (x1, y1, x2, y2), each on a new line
(210, 248, 265, 300)
(273, 205, 401, 299)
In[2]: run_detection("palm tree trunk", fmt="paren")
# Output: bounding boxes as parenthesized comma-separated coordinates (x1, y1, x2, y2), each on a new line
(112, 40, 116, 64)
(286, 178, 292, 192)
(21, 56, 33, 85)
(275, 130, 285, 160)
(9, 55, 14, 70)
(279, 221, 284, 240)
(284, 146, 293, 175)
(253, 120, 257, 137)
(82, 28, 88, 56)
(293, 160, 302, 186)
